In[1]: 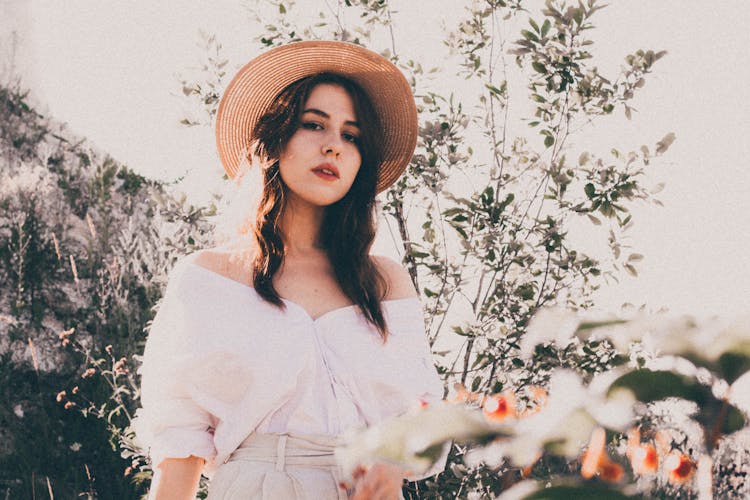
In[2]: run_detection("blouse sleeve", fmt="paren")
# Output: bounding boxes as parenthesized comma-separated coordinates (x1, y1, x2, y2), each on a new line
(132, 257, 218, 470)
(388, 299, 450, 482)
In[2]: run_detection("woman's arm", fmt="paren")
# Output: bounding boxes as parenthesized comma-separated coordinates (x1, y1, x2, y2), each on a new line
(350, 461, 411, 500)
(148, 456, 204, 500)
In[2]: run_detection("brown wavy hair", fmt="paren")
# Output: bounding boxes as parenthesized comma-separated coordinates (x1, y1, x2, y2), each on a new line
(249, 73, 389, 339)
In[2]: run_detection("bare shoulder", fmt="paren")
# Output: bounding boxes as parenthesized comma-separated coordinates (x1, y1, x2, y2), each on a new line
(190, 242, 256, 284)
(371, 254, 418, 301)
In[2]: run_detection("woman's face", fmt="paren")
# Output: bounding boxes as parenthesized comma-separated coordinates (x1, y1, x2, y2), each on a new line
(278, 83, 362, 208)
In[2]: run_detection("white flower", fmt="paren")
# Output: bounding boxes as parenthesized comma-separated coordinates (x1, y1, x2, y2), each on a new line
(13, 404, 23, 418)
(520, 307, 580, 358)
(730, 371, 750, 417)
(69, 442, 82, 452)
(336, 403, 496, 479)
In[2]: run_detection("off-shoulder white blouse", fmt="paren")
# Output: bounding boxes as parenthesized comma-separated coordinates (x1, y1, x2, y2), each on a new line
(132, 254, 445, 476)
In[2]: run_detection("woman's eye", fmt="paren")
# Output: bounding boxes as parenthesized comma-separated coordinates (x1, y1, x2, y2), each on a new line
(301, 122, 323, 131)
(343, 133, 359, 144)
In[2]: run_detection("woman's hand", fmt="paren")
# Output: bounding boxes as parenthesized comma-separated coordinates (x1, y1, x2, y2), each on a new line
(149, 456, 204, 500)
(349, 461, 411, 500)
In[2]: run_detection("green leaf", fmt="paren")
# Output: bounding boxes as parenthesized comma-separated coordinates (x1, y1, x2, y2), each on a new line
(532, 61, 547, 74)
(486, 83, 505, 96)
(584, 183, 596, 199)
(529, 18, 540, 33)
(521, 29, 540, 43)
(724, 403, 747, 434)
(544, 135, 554, 148)
(609, 370, 707, 404)
(718, 351, 750, 384)
(573, 8, 584, 26)
(541, 19, 551, 37)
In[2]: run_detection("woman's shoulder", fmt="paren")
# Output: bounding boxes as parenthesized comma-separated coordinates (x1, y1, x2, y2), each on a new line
(370, 254, 418, 301)
(185, 241, 257, 286)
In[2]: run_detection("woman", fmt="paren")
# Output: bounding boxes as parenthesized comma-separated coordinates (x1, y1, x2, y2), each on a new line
(134, 41, 445, 499)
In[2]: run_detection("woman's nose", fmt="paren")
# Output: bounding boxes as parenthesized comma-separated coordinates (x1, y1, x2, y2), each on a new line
(321, 132, 342, 156)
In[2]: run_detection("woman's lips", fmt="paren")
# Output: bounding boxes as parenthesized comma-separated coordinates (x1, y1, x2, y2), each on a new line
(311, 163, 340, 180)
(313, 170, 338, 180)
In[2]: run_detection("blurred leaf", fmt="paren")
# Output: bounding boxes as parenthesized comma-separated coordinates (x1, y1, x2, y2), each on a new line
(655, 132, 676, 154)
(586, 214, 601, 225)
(576, 318, 628, 332)
(524, 484, 637, 499)
(609, 370, 707, 403)
(624, 264, 638, 277)
(724, 403, 747, 434)
(718, 351, 750, 384)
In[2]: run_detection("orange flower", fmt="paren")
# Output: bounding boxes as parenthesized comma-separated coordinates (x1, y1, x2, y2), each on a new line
(453, 383, 481, 404)
(518, 386, 549, 418)
(521, 451, 542, 477)
(631, 443, 658, 475)
(626, 428, 658, 475)
(114, 357, 129, 375)
(665, 451, 695, 484)
(58, 328, 74, 341)
(581, 427, 623, 483)
(581, 427, 606, 479)
(55, 390, 66, 403)
(482, 391, 516, 422)
(599, 461, 624, 483)
(82, 368, 96, 378)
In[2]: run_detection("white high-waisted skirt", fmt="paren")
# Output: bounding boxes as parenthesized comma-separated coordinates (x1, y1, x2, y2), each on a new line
(206, 432, 350, 500)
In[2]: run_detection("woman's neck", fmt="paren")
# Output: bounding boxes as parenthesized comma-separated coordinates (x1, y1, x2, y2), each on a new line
(279, 195, 326, 255)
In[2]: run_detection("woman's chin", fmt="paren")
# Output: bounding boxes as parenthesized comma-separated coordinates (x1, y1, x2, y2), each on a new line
(287, 187, 349, 208)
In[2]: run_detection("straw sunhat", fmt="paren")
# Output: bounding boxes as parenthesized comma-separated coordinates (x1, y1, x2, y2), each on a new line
(215, 40, 417, 193)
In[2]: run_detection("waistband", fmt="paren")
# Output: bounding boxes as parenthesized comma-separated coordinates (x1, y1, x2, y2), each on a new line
(226, 432, 343, 470)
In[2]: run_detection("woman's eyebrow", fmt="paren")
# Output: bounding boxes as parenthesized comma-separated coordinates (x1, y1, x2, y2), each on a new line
(301, 108, 359, 128)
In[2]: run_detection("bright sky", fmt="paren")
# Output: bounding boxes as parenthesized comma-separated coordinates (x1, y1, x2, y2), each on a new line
(4, 0, 749, 318)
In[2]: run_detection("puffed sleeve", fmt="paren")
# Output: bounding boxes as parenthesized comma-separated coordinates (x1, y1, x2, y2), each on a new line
(132, 257, 218, 470)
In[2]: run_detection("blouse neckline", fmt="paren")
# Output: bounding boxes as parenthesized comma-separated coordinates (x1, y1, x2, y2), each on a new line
(184, 259, 419, 324)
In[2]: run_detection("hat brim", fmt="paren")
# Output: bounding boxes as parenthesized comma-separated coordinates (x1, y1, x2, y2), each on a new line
(215, 40, 417, 193)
